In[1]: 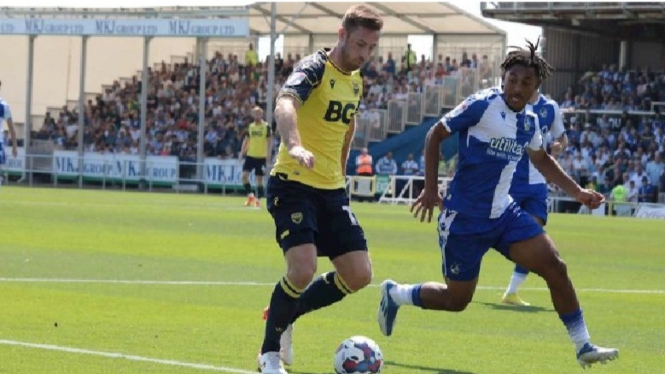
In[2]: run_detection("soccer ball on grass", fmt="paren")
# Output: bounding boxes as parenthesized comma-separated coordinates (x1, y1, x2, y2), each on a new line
(333, 335, 384, 374)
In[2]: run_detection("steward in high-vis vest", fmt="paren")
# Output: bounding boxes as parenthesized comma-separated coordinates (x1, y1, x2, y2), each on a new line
(356, 147, 373, 176)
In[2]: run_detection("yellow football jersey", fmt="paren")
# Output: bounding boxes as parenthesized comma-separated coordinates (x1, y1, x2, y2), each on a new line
(271, 49, 362, 189)
(246, 120, 271, 158)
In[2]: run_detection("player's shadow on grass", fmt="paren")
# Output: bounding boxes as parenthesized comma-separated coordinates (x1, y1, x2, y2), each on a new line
(474, 301, 554, 313)
(385, 361, 476, 374)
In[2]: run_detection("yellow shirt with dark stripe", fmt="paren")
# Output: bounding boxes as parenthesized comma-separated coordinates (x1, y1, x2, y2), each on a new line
(272, 49, 362, 189)
(246, 120, 271, 158)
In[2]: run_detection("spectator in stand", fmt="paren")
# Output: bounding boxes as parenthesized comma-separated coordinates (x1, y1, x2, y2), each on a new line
(375, 152, 397, 176)
(246, 43, 258, 67)
(403, 44, 417, 71)
(660, 169, 665, 203)
(638, 175, 657, 203)
(646, 152, 663, 189)
(400, 153, 419, 176)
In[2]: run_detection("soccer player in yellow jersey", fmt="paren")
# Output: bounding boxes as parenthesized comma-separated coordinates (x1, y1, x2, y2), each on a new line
(257, 5, 383, 374)
(241, 106, 272, 207)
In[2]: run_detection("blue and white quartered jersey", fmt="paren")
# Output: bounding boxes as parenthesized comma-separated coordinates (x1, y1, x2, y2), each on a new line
(440, 87, 542, 219)
(512, 94, 565, 187)
(0, 98, 12, 144)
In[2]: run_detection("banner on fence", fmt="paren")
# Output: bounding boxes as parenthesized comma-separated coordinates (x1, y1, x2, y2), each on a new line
(634, 204, 665, 220)
(204, 158, 263, 187)
(52, 151, 178, 184)
(4, 147, 25, 175)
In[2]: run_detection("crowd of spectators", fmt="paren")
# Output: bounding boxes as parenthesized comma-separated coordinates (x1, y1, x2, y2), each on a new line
(553, 64, 665, 203)
(28, 42, 665, 203)
(31, 43, 492, 161)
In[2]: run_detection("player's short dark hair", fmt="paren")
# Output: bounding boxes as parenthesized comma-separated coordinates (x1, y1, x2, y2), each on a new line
(500, 38, 554, 82)
(342, 4, 383, 33)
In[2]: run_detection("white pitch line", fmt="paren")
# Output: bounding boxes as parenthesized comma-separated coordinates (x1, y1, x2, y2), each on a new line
(0, 339, 257, 374)
(0, 277, 663, 294)
(0, 278, 274, 286)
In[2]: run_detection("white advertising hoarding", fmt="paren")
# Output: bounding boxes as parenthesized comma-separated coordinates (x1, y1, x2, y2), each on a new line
(52, 151, 177, 184)
(0, 18, 249, 37)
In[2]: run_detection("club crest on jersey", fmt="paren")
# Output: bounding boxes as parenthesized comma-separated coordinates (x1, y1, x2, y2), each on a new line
(524, 116, 531, 132)
(352, 81, 360, 96)
(540, 107, 548, 119)
(291, 212, 303, 224)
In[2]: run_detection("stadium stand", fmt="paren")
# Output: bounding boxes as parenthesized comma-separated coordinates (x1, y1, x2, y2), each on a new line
(30, 45, 492, 164)
(29, 43, 664, 203)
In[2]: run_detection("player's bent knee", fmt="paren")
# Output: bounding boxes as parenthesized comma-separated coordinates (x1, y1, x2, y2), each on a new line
(342, 266, 372, 292)
(547, 256, 568, 278)
(285, 244, 318, 289)
(333, 250, 372, 292)
(447, 300, 470, 312)
(287, 266, 316, 290)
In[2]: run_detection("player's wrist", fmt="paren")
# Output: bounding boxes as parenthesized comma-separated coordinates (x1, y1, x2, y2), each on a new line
(287, 143, 303, 151)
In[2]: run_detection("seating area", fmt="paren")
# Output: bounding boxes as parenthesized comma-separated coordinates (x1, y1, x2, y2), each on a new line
(25, 46, 665, 200)
(553, 65, 665, 201)
(29, 47, 498, 160)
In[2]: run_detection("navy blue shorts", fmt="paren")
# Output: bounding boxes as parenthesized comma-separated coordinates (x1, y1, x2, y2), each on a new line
(438, 202, 544, 282)
(266, 174, 368, 259)
(510, 183, 549, 224)
(242, 156, 266, 176)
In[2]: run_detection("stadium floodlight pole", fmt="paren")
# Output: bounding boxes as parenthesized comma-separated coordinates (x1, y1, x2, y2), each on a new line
(197, 37, 208, 182)
(139, 36, 152, 189)
(265, 1, 277, 130)
(23, 35, 35, 185)
(77, 35, 89, 188)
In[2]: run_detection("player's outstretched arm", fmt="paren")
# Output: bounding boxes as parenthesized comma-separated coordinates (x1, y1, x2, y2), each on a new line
(240, 136, 249, 158)
(6, 116, 17, 157)
(527, 148, 604, 209)
(275, 95, 301, 149)
(411, 122, 447, 222)
(275, 95, 314, 168)
(341, 116, 356, 178)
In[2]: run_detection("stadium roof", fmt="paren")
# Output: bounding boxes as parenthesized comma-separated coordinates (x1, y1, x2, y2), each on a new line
(244, 2, 507, 36)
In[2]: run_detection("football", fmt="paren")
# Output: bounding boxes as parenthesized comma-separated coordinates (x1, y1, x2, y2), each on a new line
(333, 335, 384, 374)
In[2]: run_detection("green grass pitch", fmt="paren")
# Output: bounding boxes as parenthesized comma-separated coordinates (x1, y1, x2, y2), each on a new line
(0, 186, 663, 373)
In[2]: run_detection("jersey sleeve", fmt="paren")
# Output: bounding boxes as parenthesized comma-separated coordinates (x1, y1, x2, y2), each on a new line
(527, 112, 544, 151)
(548, 101, 565, 139)
(277, 53, 326, 105)
(0, 102, 12, 120)
(439, 94, 489, 134)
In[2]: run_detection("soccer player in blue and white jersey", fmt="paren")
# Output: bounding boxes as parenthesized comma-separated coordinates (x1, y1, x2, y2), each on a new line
(377, 40, 618, 368)
(0, 84, 18, 189)
(502, 90, 568, 306)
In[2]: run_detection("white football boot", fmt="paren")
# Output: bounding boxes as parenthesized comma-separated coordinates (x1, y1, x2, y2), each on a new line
(577, 343, 619, 368)
(258, 351, 287, 374)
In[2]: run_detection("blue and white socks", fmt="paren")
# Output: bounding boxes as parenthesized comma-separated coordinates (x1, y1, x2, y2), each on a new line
(389, 283, 423, 308)
(560, 309, 591, 351)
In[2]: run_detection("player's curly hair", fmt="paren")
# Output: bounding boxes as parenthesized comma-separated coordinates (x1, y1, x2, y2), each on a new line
(500, 38, 555, 82)
(342, 4, 383, 33)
